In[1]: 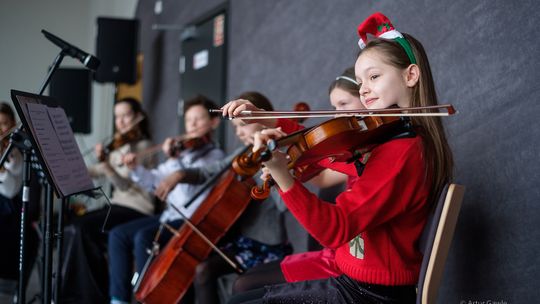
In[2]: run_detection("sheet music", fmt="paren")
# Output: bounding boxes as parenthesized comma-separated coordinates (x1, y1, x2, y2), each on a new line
(26, 102, 94, 196)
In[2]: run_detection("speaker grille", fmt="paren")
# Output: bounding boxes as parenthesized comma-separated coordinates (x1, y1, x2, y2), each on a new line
(95, 17, 139, 84)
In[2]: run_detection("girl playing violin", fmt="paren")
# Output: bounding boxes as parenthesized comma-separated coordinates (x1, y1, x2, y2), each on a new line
(61, 97, 155, 304)
(227, 12, 453, 304)
(107, 95, 224, 304)
(0, 102, 23, 199)
(228, 67, 366, 294)
(221, 67, 363, 192)
(0, 102, 38, 301)
(151, 91, 292, 304)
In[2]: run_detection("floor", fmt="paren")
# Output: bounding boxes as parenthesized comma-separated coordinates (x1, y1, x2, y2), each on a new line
(0, 254, 45, 304)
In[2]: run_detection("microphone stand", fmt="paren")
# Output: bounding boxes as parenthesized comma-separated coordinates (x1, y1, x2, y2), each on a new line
(0, 49, 67, 304)
(38, 51, 66, 96)
(39, 50, 67, 304)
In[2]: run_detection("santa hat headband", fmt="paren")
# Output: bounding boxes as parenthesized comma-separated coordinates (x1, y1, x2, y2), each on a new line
(357, 12, 417, 64)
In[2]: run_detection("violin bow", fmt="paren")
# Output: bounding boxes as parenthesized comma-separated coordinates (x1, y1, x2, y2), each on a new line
(211, 104, 456, 120)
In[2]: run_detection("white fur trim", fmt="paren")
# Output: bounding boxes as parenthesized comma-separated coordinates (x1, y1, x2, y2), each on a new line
(379, 30, 403, 40)
(358, 39, 366, 49)
(358, 30, 403, 49)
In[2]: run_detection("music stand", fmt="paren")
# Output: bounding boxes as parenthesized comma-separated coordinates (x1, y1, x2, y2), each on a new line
(10, 90, 108, 304)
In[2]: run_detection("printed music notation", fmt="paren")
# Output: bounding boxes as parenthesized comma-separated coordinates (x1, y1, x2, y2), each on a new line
(26, 102, 94, 197)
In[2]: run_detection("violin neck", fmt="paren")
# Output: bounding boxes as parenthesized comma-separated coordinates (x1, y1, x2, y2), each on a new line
(136, 144, 163, 160)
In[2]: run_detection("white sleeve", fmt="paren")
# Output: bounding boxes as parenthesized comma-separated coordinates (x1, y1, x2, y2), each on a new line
(130, 158, 183, 192)
(129, 165, 157, 192)
(0, 149, 23, 198)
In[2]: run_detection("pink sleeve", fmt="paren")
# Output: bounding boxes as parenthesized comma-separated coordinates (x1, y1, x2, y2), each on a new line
(276, 118, 304, 134)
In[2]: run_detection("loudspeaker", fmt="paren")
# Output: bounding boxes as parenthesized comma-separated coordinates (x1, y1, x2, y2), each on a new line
(49, 68, 92, 134)
(95, 17, 139, 84)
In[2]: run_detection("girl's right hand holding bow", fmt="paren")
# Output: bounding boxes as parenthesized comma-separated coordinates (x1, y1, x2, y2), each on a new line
(122, 152, 138, 169)
(221, 99, 277, 128)
(95, 143, 105, 161)
(162, 137, 179, 158)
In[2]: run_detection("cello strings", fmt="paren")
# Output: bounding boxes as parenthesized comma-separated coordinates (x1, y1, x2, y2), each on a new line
(169, 203, 244, 274)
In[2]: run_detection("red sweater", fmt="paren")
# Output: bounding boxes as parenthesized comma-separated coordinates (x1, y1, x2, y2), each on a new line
(276, 118, 431, 285)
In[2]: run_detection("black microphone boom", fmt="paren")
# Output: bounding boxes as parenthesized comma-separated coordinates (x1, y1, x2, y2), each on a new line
(41, 29, 100, 70)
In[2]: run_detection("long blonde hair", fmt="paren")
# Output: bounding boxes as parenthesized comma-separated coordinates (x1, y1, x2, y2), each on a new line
(360, 33, 453, 203)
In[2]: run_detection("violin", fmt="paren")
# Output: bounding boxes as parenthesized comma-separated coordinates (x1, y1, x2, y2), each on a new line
(0, 125, 19, 172)
(93, 115, 145, 162)
(0, 125, 18, 150)
(1, 134, 9, 152)
(131, 133, 213, 166)
(167, 132, 212, 157)
(231, 105, 456, 199)
(228, 101, 312, 178)
(99, 129, 141, 161)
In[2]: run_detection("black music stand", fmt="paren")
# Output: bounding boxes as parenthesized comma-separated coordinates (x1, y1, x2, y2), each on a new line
(9, 90, 107, 304)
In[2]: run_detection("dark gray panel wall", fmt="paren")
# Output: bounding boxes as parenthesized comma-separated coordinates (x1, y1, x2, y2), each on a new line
(136, 0, 224, 143)
(137, 0, 540, 302)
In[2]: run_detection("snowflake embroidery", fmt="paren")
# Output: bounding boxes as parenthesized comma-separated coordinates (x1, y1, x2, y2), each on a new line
(349, 234, 364, 259)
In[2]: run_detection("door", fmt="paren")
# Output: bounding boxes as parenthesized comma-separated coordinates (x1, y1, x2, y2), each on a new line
(180, 6, 227, 150)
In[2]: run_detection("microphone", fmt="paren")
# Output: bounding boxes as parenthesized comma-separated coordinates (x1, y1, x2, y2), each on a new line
(41, 29, 100, 70)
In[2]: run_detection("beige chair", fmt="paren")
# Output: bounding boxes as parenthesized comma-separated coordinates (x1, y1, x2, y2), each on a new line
(417, 184, 465, 304)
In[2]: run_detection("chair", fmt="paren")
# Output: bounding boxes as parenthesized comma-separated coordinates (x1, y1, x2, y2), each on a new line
(417, 184, 465, 304)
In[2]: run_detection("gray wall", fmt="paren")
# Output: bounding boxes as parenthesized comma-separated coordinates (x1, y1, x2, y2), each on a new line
(0, 0, 138, 164)
(137, 0, 540, 302)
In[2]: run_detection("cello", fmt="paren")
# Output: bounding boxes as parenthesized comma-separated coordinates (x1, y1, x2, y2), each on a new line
(134, 157, 255, 303)
(135, 102, 312, 303)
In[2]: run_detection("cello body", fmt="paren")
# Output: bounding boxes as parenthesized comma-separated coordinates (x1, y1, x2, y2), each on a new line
(135, 169, 254, 303)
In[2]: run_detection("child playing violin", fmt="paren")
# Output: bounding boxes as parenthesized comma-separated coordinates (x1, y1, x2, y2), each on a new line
(227, 67, 366, 294)
(227, 12, 453, 304)
(0, 102, 22, 200)
(62, 97, 155, 304)
(107, 95, 224, 304)
(190, 92, 292, 304)
(135, 91, 292, 304)
(0, 102, 38, 301)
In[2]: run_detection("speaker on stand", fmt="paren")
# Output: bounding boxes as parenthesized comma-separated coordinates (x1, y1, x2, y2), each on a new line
(92, 17, 141, 162)
(94, 17, 139, 84)
(49, 68, 92, 134)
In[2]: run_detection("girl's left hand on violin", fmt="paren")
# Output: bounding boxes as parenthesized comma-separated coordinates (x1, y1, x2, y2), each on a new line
(253, 128, 295, 191)
(95, 143, 105, 161)
(260, 167, 272, 182)
(162, 137, 181, 158)
(122, 152, 138, 169)
(252, 127, 286, 153)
